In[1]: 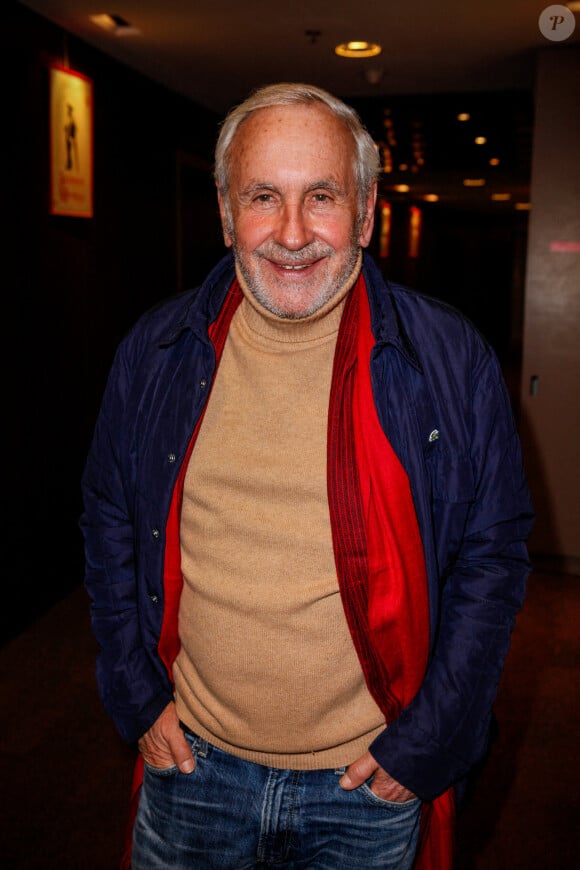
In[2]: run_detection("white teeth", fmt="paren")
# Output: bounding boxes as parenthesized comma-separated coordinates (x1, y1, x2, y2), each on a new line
(279, 263, 309, 270)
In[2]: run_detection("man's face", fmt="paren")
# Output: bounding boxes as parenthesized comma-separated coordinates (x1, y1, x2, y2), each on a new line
(218, 103, 376, 319)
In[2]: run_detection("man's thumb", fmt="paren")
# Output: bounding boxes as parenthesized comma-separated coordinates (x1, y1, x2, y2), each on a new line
(176, 751, 195, 774)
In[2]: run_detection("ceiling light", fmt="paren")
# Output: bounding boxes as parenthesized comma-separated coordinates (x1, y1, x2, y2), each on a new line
(474, 136, 487, 145)
(423, 194, 439, 202)
(463, 178, 486, 187)
(457, 113, 470, 122)
(393, 184, 410, 193)
(515, 202, 532, 211)
(90, 14, 116, 31)
(491, 193, 512, 201)
(90, 13, 141, 36)
(334, 41, 382, 58)
(489, 158, 501, 166)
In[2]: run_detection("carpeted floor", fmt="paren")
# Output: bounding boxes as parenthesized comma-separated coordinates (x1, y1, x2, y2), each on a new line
(1, 571, 579, 869)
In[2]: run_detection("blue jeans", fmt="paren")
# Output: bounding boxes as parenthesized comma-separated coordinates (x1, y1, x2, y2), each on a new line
(131, 731, 421, 869)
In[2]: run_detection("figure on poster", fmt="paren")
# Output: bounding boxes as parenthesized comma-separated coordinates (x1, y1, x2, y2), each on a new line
(64, 103, 79, 171)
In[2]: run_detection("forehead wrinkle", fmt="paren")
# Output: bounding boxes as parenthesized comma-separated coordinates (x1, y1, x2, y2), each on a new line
(235, 119, 353, 166)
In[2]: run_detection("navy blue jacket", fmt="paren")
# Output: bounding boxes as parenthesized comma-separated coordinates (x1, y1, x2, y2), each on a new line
(81, 251, 533, 801)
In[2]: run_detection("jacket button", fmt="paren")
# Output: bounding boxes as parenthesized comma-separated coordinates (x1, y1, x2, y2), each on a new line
(200, 378, 208, 388)
(152, 528, 160, 539)
(168, 452, 176, 463)
(150, 594, 159, 604)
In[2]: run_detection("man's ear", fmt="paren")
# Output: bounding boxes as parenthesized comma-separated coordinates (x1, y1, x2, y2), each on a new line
(358, 182, 378, 248)
(217, 188, 233, 248)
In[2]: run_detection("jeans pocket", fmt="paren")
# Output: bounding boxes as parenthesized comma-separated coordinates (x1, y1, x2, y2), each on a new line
(359, 782, 421, 810)
(143, 760, 179, 777)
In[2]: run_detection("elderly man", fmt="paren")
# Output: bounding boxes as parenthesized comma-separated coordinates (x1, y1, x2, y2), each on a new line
(81, 83, 533, 869)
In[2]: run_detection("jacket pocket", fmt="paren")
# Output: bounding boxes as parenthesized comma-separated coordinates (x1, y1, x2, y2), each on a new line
(426, 452, 475, 578)
(427, 451, 474, 503)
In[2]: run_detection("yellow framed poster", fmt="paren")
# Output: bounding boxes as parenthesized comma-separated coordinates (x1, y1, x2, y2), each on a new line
(49, 66, 93, 217)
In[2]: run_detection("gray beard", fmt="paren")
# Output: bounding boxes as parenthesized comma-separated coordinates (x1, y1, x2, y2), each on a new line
(231, 237, 362, 320)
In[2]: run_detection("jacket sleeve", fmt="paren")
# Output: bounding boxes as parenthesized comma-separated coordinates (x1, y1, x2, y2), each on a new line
(80, 335, 174, 745)
(369, 343, 534, 801)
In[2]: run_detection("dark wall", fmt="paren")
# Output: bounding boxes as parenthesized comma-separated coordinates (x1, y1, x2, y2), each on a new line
(4, 2, 224, 644)
(369, 204, 529, 367)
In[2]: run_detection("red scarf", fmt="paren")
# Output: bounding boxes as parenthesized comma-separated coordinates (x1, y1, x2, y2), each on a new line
(122, 274, 454, 867)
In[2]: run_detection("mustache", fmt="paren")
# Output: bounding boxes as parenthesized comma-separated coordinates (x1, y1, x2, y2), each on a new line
(255, 242, 335, 263)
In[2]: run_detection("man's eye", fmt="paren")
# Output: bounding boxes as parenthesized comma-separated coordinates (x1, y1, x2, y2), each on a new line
(312, 193, 332, 203)
(254, 193, 274, 204)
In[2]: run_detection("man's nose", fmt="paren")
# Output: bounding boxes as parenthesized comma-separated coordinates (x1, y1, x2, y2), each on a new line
(273, 202, 312, 250)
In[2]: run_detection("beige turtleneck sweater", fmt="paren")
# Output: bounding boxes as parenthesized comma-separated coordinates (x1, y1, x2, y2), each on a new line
(173, 258, 385, 769)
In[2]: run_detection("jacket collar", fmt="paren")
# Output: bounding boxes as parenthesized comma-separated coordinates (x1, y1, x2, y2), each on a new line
(160, 253, 236, 346)
(160, 250, 422, 373)
(361, 252, 423, 373)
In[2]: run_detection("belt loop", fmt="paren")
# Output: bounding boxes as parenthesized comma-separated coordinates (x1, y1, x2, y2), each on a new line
(179, 721, 210, 758)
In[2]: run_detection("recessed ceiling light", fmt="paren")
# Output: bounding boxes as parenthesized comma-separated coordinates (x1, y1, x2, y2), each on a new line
(90, 13, 116, 31)
(90, 13, 141, 36)
(423, 194, 439, 202)
(334, 41, 382, 58)
(489, 158, 501, 166)
(393, 184, 410, 193)
(491, 193, 512, 201)
(474, 136, 487, 145)
(457, 113, 470, 122)
(463, 178, 486, 187)
(515, 202, 532, 211)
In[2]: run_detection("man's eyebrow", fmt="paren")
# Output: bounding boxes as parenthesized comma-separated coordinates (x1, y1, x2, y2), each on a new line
(238, 179, 346, 198)
(239, 182, 277, 195)
(307, 180, 344, 193)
